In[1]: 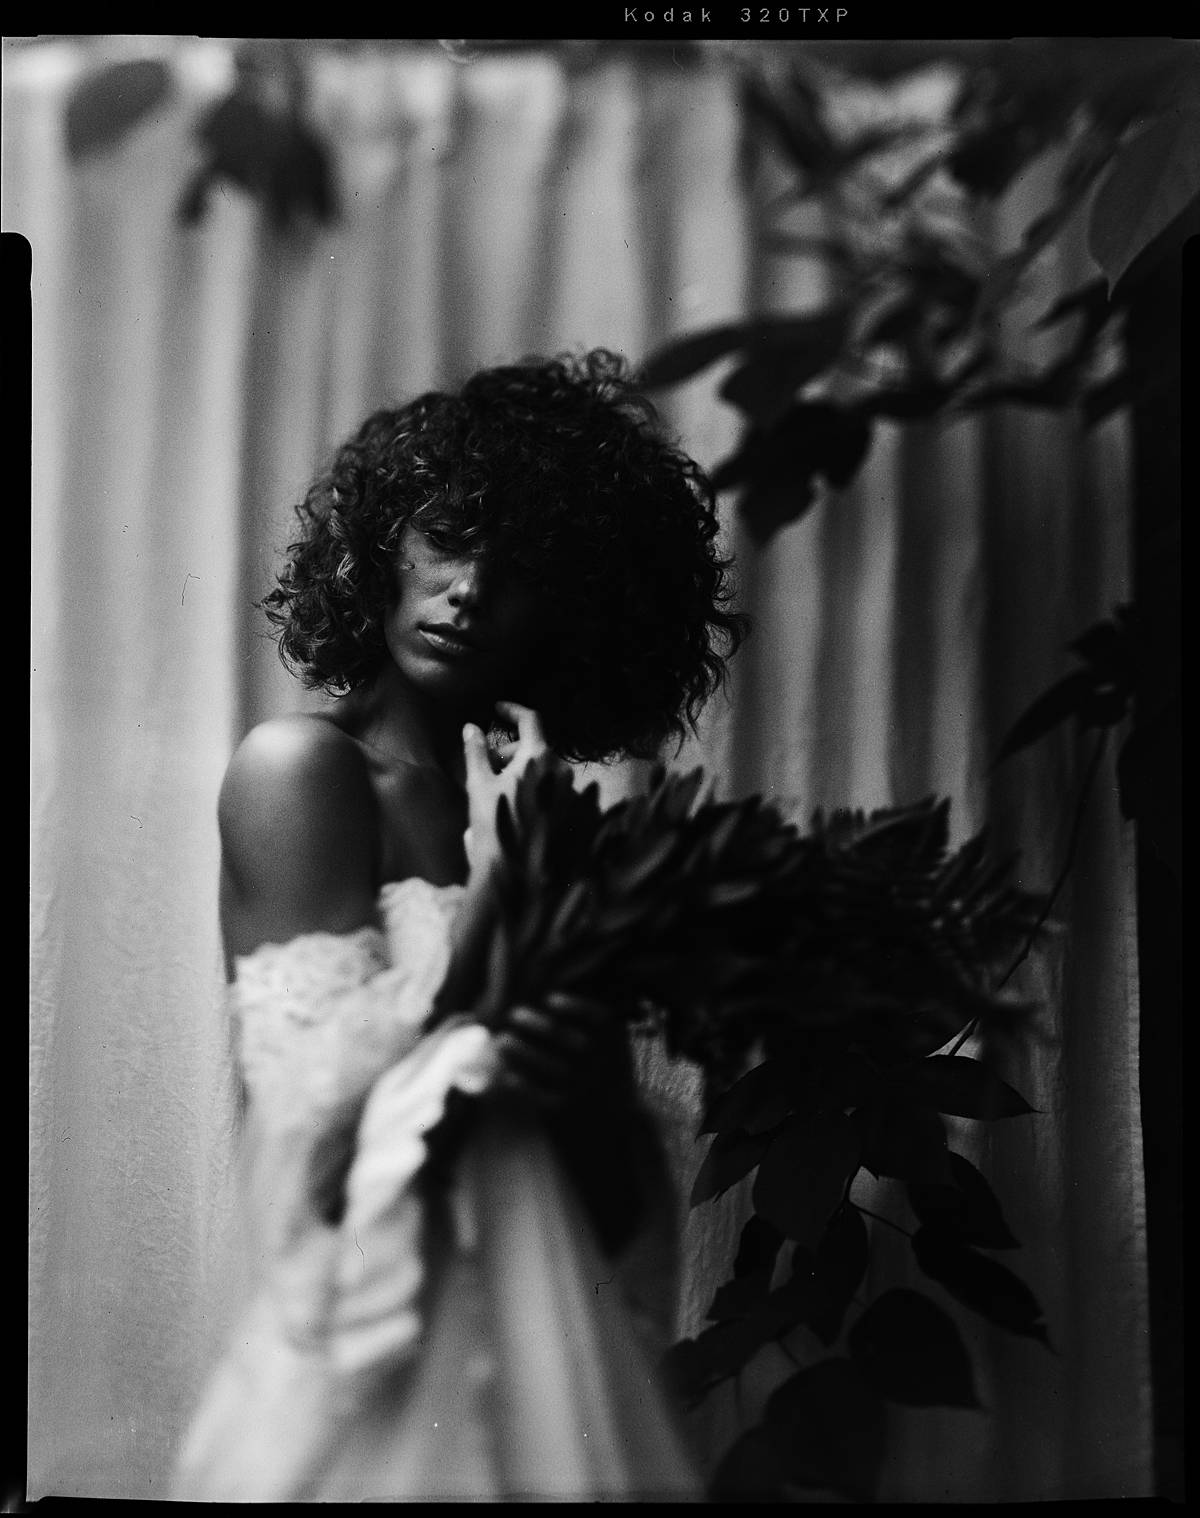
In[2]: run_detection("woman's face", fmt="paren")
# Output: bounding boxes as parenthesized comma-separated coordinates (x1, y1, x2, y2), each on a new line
(382, 521, 542, 711)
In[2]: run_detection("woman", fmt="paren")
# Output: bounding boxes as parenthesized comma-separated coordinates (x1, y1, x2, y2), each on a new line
(172, 348, 746, 1501)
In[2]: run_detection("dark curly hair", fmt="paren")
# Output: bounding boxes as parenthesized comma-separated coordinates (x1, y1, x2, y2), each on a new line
(264, 348, 748, 762)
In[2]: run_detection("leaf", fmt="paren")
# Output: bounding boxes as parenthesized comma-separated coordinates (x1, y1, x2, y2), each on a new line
(740, 66, 836, 180)
(663, 1277, 813, 1405)
(1110, 187, 1200, 298)
(913, 1226, 1051, 1345)
(65, 59, 173, 160)
(892, 1056, 1037, 1121)
(1068, 613, 1133, 672)
(1088, 108, 1200, 294)
(185, 83, 339, 230)
(802, 1203, 870, 1346)
(690, 1128, 772, 1207)
(638, 310, 840, 392)
(762, 1359, 887, 1503)
(991, 669, 1095, 767)
(722, 400, 873, 543)
(734, 1213, 786, 1279)
(708, 1424, 809, 1502)
(856, 1102, 952, 1186)
(752, 1110, 862, 1247)
(907, 1152, 1021, 1249)
(736, 474, 820, 543)
(717, 310, 850, 427)
(847, 1288, 981, 1408)
(545, 878, 594, 944)
(700, 1060, 791, 1136)
(706, 1271, 774, 1323)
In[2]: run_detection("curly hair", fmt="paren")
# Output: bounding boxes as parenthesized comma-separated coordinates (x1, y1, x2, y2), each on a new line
(264, 348, 748, 762)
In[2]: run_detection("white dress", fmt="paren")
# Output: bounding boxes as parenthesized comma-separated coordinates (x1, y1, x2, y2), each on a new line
(172, 877, 701, 1502)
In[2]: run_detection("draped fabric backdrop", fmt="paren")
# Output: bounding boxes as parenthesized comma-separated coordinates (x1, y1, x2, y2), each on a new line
(14, 36, 1149, 1502)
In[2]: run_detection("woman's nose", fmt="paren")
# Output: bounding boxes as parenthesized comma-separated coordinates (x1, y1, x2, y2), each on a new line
(447, 557, 484, 606)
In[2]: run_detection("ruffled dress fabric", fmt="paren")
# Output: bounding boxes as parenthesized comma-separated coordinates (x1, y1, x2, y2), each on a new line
(172, 878, 701, 1502)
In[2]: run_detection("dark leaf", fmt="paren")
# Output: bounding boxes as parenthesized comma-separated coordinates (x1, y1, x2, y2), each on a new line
(690, 1128, 772, 1207)
(700, 1060, 791, 1136)
(740, 66, 836, 180)
(707, 1270, 775, 1323)
(737, 475, 819, 543)
(1110, 187, 1200, 299)
(819, 406, 873, 489)
(734, 1213, 787, 1279)
(1088, 109, 1200, 294)
(802, 1202, 870, 1345)
(891, 1056, 1037, 1121)
(856, 1102, 952, 1186)
(907, 1151, 1021, 1249)
(1068, 615, 1130, 672)
(991, 669, 1095, 767)
(763, 1358, 887, 1503)
(708, 1424, 807, 1502)
(638, 310, 841, 392)
(65, 58, 173, 160)
(913, 1226, 1051, 1345)
(545, 878, 594, 943)
(726, 400, 872, 543)
(752, 1110, 862, 1247)
(847, 1288, 981, 1407)
(186, 83, 338, 230)
(663, 1277, 814, 1405)
(975, 132, 1112, 317)
(717, 311, 850, 427)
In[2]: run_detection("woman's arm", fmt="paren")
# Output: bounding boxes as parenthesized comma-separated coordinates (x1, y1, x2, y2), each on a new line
(218, 716, 381, 967)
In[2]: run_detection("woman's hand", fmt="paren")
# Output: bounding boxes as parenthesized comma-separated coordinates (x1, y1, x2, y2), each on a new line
(493, 991, 629, 1111)
(462, 700, 550, 874)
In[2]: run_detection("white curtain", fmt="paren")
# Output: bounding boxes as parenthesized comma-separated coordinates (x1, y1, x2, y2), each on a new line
(14, 36, 1148, 1502)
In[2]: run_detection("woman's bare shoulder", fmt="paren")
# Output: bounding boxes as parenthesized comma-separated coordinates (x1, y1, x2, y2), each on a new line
(221, 713, 374, 833)
(219, 714, 381, 947)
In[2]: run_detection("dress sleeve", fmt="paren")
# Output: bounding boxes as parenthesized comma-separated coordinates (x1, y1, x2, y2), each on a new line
(227, 896, 503, 1376)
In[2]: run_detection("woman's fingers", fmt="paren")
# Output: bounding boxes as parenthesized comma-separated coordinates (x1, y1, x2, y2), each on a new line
(494, 1030, 571, 1106)
(542, 991, 610, 1023)
(493, 700, 545, 752)
(494, 998, 622, 1107)
(462, 722, 494, 790)
(507, 1003, 590, 1057)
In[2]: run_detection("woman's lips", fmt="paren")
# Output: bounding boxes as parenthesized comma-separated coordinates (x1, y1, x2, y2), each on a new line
(419, 624, 480, 657)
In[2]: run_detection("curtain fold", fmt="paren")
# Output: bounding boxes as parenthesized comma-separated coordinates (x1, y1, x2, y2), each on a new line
(14, 36, 1149, 1502)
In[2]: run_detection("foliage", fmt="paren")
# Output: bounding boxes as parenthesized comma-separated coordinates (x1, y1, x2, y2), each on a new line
(628, 45, 1189, 1494)
(430, 753, 1050, 1502)
(60, 40, 338, 232)
(640, 40, 1197, 546)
